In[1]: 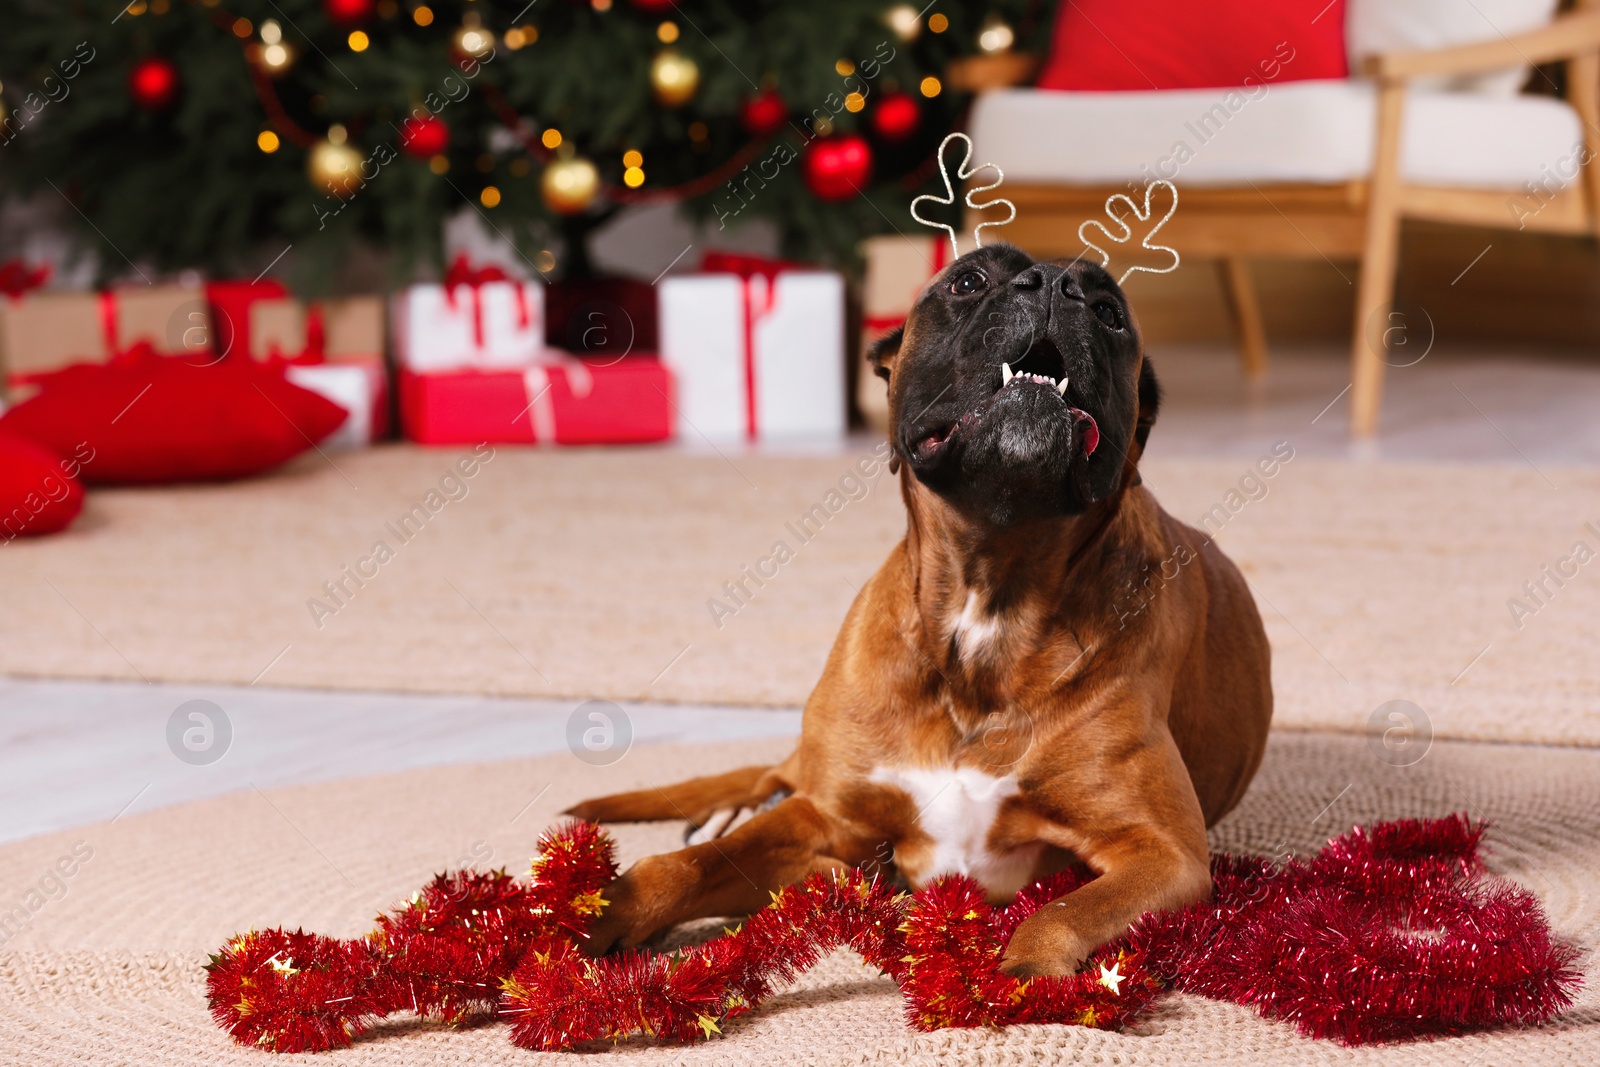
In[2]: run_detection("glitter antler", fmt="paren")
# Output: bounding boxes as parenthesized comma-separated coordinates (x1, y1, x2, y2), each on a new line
(1078, 180, 1181, 285)
(911, 132, 1016, 261)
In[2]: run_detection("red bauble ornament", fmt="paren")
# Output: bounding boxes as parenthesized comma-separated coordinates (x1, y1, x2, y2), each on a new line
(803, 135, 873, 201)
(398, 115, 450, 159)
(128, 56, 181, 111)
(323, 0, 376, 23)
(871, 91, 921, 142)
(740, 88, 788, 136)
(628, 0, 677, 12)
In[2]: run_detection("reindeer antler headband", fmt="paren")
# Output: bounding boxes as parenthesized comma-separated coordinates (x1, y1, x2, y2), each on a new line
(910, 133, 1016, 260)
(909, 133, 1182, 285)
(1078, 181, 1181, 285)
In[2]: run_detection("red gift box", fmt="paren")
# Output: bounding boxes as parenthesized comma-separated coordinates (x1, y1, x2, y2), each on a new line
(399, 355, 673, 446)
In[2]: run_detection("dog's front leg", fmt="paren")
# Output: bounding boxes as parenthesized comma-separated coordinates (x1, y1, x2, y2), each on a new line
(582, 794, 844, 956)
(1001, 735, 1212, 977)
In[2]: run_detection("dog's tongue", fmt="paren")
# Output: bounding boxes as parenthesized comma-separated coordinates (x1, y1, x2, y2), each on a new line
(1074, 409, 1100, 457)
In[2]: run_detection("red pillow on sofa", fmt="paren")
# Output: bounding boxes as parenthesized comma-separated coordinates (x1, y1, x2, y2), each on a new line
(1037, 0, 1347, 92)
(0, 433, 86, 538)
(0, 350, 348, 485)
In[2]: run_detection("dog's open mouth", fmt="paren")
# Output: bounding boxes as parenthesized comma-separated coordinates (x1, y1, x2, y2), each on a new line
(912, 340, 1100, 463)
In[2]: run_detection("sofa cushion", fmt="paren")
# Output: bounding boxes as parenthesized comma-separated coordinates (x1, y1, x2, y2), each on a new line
(969, 81, 1582, 190)
(1347, 0, 1560, 96)
(1037, 0, 1348, 92)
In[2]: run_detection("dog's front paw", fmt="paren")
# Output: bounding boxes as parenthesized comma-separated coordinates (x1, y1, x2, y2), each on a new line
(577, 853, 693, 957)
(999, 906, 1092, 978)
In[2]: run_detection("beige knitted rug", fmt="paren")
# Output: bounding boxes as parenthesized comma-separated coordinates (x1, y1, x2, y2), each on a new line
(2, 446, 1598, 747)
(2, 732, 1597, 1065)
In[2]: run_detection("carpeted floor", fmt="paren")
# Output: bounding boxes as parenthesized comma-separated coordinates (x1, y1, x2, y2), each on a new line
(1, 445, 1597, 746)
(1, 732, 1597, 1065)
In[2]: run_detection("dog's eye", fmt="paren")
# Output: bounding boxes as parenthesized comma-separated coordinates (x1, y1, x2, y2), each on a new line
(1092, 300, 1122, 328)
(949, 270, 986, 296)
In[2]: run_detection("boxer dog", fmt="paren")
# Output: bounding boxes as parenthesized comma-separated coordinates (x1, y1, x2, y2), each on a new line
(568, 243, 1272, 976)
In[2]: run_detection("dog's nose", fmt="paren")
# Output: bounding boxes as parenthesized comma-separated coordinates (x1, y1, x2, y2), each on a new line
(1058, 270, 1085, 301)
(1012, 266, 1046, 291)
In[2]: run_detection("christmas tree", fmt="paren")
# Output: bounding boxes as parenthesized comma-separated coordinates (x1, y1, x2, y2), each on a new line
(0, 0, 1046, 289)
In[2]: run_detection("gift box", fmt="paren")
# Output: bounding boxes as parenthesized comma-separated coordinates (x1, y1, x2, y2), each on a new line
(544, 275, 658, 355)
(399, 354, 673, 446)
(206, 278, 289, 361)
(1, 283, 212, 398)
(245, 296, 389, 448)
(391, 256, 544, 372)
(658, 253, 846, 442)
(856, 235, 953, 431)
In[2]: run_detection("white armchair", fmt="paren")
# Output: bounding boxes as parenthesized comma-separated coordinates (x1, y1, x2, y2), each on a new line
(959, 0, 1600, 435)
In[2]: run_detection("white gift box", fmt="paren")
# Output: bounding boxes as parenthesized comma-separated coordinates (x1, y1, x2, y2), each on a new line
(659, 269, 845, 442)
(286, 362, 387, 449)
(391, 278, 544, 372)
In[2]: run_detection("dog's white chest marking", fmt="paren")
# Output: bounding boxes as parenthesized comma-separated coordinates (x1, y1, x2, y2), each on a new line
(949, 590, 1001, 659)
(869, 765, 1040, 896)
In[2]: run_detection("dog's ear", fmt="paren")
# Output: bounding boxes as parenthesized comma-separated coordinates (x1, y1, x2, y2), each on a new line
(1134, 356, 1161, 455)
(867, 325, 903, 382)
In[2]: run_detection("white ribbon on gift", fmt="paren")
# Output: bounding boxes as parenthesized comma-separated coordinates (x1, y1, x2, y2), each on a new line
(521, 352, 595, 445)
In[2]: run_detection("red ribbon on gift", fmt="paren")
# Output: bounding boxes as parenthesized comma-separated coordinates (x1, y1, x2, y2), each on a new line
(701, 252, 807, 441)
(260, 304, 328, 365)
(443, 254, 531, 351)
(0, 259, 50, 301)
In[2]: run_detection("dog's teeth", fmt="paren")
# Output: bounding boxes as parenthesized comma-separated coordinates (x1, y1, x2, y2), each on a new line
(1001, 363, 1013, 385)
(1057, 376, 1070, 396)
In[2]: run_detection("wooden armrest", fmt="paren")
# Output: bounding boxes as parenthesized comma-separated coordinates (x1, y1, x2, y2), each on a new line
(944, 53, 1043, 93)
(1364, 8, 1600, 79)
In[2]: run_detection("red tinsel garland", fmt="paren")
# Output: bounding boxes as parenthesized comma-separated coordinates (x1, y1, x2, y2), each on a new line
(206, 815, 1580, 1054)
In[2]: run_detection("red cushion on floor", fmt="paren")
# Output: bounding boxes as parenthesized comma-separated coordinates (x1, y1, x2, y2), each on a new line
(1037, 0, 1347, 92)
(0, 351, 348, 485)
(0, 432, 86, 538)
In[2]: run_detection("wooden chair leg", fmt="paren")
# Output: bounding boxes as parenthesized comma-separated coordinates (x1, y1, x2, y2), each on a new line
(1219, 257, 1268, 378)
(1350, 81, 1407, 437)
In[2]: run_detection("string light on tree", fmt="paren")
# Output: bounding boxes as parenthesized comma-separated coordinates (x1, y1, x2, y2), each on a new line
(650, 49, 699, 107)
(308, 124, 364, 198)
(978, 13, 1016, 53)
(541, 155, 600, 214)
(622, 149, 645, 189)
(454, 12, 495, 57)
(885, 4, 921, 41)
(256, 20, 294, 75)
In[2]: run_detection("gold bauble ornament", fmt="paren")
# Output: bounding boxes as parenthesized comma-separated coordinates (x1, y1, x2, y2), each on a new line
(308, 127, 364, 198)
(540, 155, 600, 215)
(649, 49, 700, 108)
